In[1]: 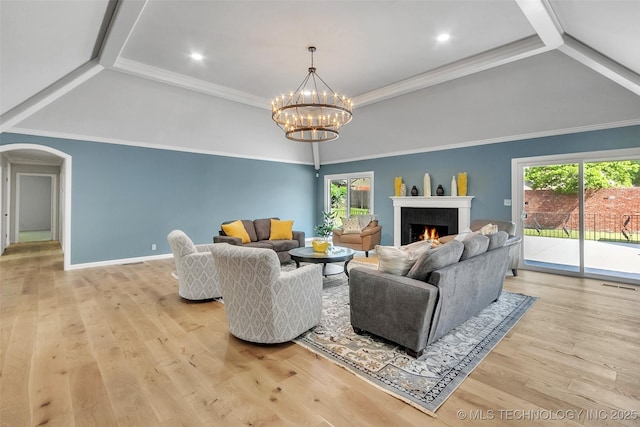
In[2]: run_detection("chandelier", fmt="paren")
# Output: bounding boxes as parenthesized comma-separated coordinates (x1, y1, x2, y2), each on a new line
(272, 46, 353, 142)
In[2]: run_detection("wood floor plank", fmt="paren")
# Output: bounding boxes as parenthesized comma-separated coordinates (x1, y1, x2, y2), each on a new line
(1, 242, 639, 426)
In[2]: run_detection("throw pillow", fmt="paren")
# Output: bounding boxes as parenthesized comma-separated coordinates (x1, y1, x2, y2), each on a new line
(341, 217, 362, 234)
(269, 219, 294, 240)
(376, 244, 431, 276)
(479, 223, 498, 235)
(356, 214, 377, 230)
(487, 230, 508, 250)
(406, 240, 464, 281)
(460, 234, 490, 260)
(221, 220, 251, 244)
(401, 239, 432, 253)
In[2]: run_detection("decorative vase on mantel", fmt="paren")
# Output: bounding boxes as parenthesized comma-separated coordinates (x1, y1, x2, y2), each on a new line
(394, 176, 402, 197)
(436, 184, 444, 196)
(457, 172, 468, 196)
(410, 185, 418, 196)
(423, 173, 431, 197)
(400, 183, 407, 196)
(451, 176, 458, 197)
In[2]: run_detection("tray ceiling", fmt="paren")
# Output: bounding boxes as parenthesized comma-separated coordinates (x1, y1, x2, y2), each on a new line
(1, 0, 639, 165)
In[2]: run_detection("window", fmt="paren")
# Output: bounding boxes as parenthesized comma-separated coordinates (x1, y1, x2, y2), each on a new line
(324, 172, 374, 218)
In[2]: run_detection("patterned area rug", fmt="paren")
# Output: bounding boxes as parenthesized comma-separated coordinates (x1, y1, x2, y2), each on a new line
(294, 281, 536, 416)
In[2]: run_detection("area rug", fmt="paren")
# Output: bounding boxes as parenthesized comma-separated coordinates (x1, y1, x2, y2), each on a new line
(294, 282, 536, 416)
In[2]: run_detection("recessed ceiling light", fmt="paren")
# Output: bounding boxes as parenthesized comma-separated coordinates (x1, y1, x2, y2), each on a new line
(437, 34, 450, 42)
(190, 52, 204, 61)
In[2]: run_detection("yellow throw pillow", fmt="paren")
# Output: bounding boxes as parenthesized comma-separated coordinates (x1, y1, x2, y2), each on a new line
(270, 219, 294, 240)
(221, 220, 251, 244)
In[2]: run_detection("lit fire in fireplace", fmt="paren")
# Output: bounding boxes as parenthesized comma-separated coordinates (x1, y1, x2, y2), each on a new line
(419, 226, 439, 242)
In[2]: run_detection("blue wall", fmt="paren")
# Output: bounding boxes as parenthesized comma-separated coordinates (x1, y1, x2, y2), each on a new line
(317, 125, 640, 246)
(1, 133, 317, 265)
(3, 125, 638, 263)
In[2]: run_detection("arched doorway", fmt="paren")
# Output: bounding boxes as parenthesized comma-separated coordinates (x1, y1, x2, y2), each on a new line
(0, 143, 72, 270)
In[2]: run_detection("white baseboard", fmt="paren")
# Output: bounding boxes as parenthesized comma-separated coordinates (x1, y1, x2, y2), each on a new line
(66, 252, 174, 270)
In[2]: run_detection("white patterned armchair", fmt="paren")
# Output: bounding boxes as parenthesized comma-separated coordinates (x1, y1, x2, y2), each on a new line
(210, 243, 323, 344)
(167, 230, 222, 301)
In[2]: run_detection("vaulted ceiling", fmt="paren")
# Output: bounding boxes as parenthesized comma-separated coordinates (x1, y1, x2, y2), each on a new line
(1, 0, 639, 167)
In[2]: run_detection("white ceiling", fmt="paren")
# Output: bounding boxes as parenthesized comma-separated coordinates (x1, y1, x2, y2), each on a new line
(1, 0, 639, 166)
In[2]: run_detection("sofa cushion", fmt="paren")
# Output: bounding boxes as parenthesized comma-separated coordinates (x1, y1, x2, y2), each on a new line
(341, 217, 362, 234)
(269, 239, 300, 252)
(243, 241, 274, 250)
(487, 231, 509, 250)
(239, 220, 258, 242)
(254, 218, 275, 241)
(221, 220, 251, 244)
(270, 219, 294, 240)
(376, 244, 431, 276)
(406, 240, 464, 281)
(460, 234, 490, 260)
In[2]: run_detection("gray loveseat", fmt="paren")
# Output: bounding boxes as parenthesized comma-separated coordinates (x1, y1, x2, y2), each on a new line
(349, 233, 511, 357)
(213, 218, 305, 263)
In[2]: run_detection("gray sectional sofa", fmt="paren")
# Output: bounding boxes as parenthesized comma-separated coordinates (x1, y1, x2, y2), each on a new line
(213, 218, 305, 263)
(349, 233, 512, 357)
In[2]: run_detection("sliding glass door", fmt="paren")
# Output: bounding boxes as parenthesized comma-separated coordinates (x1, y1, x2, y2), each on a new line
(522, 163, 581, 272)
(514, 148, 640, 285)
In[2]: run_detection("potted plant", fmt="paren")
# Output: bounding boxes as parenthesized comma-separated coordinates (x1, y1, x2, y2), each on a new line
(314, 210, 337, 241)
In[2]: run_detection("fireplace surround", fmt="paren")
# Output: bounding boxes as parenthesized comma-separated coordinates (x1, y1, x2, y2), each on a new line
(391, 196, 474, 246)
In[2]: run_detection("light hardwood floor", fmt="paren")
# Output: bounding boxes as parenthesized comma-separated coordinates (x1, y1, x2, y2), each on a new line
(1, 242, 639, 426)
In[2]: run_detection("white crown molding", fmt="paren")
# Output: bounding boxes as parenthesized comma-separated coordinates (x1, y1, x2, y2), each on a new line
(559, 35, 640, 96)
(113, 57, 271, 109)
(6, 127, 314, 166)
(0, 60, 104, 132)
(353, 36, 548, 108)
(320, 119, 640, 165)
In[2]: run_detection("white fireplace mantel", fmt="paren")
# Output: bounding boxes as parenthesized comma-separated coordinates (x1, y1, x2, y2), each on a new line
(391, 196, 474, 246)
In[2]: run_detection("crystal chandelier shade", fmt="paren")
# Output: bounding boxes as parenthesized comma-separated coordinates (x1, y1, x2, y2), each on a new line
(272, 47, 353, 142)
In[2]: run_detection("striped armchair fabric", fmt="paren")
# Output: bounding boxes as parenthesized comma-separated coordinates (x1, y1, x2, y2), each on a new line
(210, 243, 323, 344)
(167, 230, 222, 300)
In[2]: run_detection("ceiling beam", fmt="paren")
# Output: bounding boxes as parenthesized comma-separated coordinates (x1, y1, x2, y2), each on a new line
(0, 60, 104, 133)
(559, 35, 640, 97)
(312, 142, 320, 171)
(114, 58, 269, 109)
(99, 0, 149, 68)
(354, 36, 548, 108)
(515, 0, 564, 48)
(517, 0, 640, 96)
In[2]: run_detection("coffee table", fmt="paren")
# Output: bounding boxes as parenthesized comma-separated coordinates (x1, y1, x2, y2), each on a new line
(288, 246, 356, 277)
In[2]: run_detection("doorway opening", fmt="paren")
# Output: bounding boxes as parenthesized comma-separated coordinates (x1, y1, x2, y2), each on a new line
(0, 143, 72, 270)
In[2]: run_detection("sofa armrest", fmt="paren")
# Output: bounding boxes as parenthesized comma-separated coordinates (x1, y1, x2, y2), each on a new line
(195, 243, 217, 253)
(292, 230, 305, 248)
(332, 228, 344, 237)
(213, 235, 242, 245)
(349, 267, 439, 354)
(360, 225, 381, 237)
